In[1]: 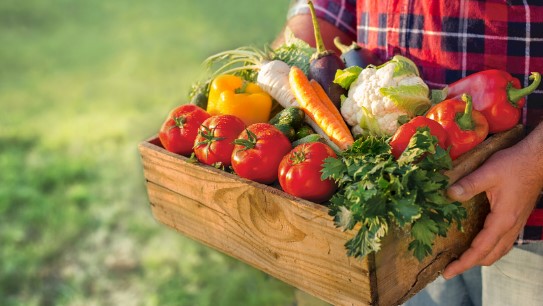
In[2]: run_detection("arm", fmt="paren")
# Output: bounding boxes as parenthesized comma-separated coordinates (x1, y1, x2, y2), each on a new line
(443, 121, 543, 279)
(272, 14, 354, 54)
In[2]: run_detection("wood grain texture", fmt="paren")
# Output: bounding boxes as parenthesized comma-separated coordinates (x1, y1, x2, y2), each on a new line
(138, 125, 524, 306)
(140, 140, 373, 306)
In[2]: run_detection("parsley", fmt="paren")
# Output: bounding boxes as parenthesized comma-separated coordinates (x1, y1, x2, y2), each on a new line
(321, 127, 467, 261)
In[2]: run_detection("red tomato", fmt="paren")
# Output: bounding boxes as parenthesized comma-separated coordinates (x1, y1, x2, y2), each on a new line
(193, 115, 246, 166)
(158, 104, 211, 156)
(389, 116, 449, 159)
(278, 142, 337, 203)
(231, 123, 292, 184)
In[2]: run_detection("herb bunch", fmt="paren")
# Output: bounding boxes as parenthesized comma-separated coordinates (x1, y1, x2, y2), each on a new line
(321, 127, 467, 261)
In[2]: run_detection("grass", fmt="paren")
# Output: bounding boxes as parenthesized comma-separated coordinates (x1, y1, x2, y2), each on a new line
(0, 1, 303, 305)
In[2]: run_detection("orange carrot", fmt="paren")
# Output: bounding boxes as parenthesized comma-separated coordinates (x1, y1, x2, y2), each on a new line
(289, 66, 354, 150)
(309, 79, 351, 134)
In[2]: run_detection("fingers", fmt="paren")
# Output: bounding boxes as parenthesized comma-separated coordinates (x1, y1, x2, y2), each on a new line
(447, 163, 496, 202)
(442, 211, 520, 279)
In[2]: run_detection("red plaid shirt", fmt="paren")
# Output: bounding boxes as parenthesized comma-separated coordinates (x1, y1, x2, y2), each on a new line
(289, 0, 543, 243)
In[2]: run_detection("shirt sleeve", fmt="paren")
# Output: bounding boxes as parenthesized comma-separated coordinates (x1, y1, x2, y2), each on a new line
(287, 0, 357, 36)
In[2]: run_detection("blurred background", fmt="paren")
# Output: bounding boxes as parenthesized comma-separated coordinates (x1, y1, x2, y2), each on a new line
(0, 0, 309, 305)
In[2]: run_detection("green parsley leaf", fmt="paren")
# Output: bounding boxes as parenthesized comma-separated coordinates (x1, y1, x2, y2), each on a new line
(323, 128, 466, 261)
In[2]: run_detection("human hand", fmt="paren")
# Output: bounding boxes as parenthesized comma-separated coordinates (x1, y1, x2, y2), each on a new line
(442, 138, 543, 280)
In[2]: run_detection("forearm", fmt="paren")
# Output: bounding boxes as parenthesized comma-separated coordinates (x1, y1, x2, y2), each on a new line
(272, 14, 355, 54)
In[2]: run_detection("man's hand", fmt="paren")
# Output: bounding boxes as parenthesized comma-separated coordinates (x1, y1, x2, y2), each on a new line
(443, 128, 543, 279)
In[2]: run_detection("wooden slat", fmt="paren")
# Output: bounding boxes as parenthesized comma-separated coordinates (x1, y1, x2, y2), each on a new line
(139, 141, 374, 306)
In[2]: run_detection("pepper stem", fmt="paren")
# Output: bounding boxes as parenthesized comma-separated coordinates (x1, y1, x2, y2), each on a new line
(456, 93, 475, 131)
(308, 1, 329, 59)
(508, 72, 541, 107)
(235, 81, 249, 94)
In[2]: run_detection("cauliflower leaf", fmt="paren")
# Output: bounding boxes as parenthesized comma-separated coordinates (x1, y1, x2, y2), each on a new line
(380, 84, 431, 116)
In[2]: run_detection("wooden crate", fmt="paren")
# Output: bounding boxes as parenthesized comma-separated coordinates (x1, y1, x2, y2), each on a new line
(138, 125, 524, 306)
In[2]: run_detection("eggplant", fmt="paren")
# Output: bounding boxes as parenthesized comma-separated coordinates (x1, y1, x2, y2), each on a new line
(333, 37, 382, 68)
(307, 1, 346, 108)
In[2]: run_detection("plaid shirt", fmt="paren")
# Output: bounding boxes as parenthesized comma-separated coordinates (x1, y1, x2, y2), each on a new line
(289, 0, 543, 242)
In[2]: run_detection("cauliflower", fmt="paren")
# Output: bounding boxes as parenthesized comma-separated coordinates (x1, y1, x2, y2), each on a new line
(338, 55, 431, 137)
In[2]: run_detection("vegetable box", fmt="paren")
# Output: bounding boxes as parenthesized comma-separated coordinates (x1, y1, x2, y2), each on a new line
(138, 125, 523, 306)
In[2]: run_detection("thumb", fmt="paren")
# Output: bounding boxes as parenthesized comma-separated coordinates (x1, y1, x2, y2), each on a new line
(447, 165, 496, 202)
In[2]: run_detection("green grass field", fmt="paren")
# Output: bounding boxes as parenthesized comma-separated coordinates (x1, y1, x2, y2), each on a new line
(0, 1, 306, 305)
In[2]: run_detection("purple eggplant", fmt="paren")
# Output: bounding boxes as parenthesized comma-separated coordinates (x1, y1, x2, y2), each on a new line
(307, 1, 346, 108)
(334, 37, 382, 68)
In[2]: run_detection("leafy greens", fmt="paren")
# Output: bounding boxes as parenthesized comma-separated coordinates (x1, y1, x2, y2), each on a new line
(321, 127, 467, 261)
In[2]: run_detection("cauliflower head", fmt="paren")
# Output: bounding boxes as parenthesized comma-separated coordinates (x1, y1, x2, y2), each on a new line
(339, 55, 431, 137)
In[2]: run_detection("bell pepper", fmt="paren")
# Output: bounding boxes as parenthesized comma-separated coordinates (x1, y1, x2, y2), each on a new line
(445, 70, 541, 133)
(426, 94, 489, 160)
(207, 74, 272, 126)
(389, 116, 448, 159)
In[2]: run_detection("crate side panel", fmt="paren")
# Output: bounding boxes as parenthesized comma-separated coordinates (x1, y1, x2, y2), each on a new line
(375, 195, 488, 306)
(140, 142, 375, 306)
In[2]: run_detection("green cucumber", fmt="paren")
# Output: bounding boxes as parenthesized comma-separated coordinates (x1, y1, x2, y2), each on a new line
(291, 134, 324, 147)
(295, 123, 315, 140)
(190, 92, 208, 109)
(274, 123, 297, 142)
(269, 107, 305, 128)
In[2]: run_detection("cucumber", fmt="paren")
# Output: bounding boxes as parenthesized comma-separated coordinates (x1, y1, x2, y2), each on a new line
(189, 80, 210, 110)
(190, 92, 208, 109)
(269, 107, 305, 128)
(274, 123, 297, 142)
(291, 133, 342, 155)
(295, 124, 315, 140)
(291, 134, 324, 147)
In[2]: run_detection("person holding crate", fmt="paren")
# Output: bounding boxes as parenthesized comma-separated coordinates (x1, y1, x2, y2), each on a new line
(276, 1, 543, 305)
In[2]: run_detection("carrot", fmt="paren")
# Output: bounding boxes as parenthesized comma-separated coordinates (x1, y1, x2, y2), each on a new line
(309, 79, 351, 133)
(289, 66, 354, 150)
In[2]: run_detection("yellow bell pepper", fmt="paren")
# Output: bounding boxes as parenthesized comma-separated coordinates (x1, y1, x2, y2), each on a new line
(207, 74, 272, 126)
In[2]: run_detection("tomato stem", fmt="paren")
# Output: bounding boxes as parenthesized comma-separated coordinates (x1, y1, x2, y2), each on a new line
(233, 129, 257, 150)
(171, 115, 186, 129)
(194, 125, 225, 148)
(289, 147, 307, 165)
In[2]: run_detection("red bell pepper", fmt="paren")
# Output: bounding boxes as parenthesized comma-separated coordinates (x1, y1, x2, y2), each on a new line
(426, 94, 489, 160)
(389, 116, 448, 159)
(445, 70, 541, 133)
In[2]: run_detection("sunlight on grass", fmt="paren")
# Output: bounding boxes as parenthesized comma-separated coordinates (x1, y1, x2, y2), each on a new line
(1, 0, 299, 305)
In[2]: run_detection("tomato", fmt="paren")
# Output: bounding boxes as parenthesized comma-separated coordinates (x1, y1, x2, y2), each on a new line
(193, 115, 246, 166)
(231, 123, 292, 184)
(278, 142, 337, 203)
(389, 116, 449, 159)
(158, 104, 211, 156)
